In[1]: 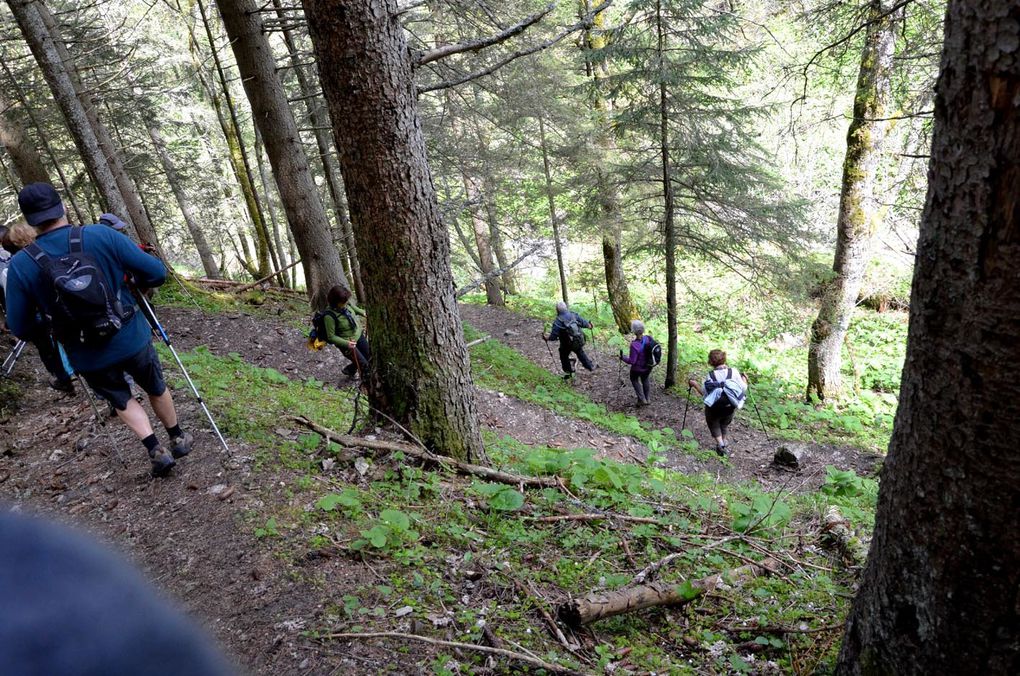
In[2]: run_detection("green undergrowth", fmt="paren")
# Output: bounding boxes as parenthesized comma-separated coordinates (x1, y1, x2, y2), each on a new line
(463, 323, 711, 461)
(262, 420, 875, 674)
(154, 275, 308, 321)
(468, 292, 904, 452)
(171, 346, 877, 674)
(156, 345, 355, 470)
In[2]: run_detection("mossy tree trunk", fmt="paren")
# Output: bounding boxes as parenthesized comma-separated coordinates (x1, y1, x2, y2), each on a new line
(807, 0, 900, 401)
(305, 0, 485, 463)
(582, 1, 638, 333)
(463, 173, 504, 306)
(271, 0, 366, 302)
(836, 2, 1020, 671)
(214, 0, 348, 309)
(195, 0, 274, 280)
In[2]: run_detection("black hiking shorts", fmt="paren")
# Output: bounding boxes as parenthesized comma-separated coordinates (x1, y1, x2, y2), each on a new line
(705, 402, 736, 438)
(80, 342, 167, 411)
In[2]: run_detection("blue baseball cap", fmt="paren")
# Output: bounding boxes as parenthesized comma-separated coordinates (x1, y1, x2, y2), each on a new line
(99, 213, 127, 230)
(18, 182, 65, 227)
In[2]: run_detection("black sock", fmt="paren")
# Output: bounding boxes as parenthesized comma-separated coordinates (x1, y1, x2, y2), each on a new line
(166, 424, 182, 439)
(142, 434, 160, 453)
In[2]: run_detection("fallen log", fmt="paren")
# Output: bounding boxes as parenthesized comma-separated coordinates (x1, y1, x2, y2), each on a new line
(233, 259, 302, 294)
(558, 558, 780, 627)
(465, 334, 490, 348)
(292, 416, 559, 488)
(821, 506, 868, 568)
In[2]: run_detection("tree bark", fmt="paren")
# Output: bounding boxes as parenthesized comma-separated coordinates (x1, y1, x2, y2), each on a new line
(836, 2, 1020, 672)
(807, 0, 899, 401)
(214, 0, 348, 309)
(483, 176, 517, 295)
(0, 90, 50, 185)
(139, 103, 221, 278)
(656, 0, 677, 389)
(463, 173, 503, 306)
(0, 60, 87, 223)
(539, 115, 569, 304)
(254, 127, 291, 287)
(7, 0, 136, 238)
(270, 0, 366, 302)
(305, 0, 485, 463)
(195, 0, 273, 279)
(583, 0, 638, 333)
(30, 0, 161, 249)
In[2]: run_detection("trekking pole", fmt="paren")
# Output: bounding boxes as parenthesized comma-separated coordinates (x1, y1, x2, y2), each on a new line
(2, 339, 26, 377)
(749, 393, 770, 442)
(541, 326, 555, 362)
(133, 291, 231, 453)
(681, 384, 692, 433)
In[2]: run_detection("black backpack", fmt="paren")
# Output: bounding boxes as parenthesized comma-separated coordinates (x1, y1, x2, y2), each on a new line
(562, 314, 586, 350)
(309, 308, 356, 343)
(643, 335, 663, 367)
(25, 227, 132, 346)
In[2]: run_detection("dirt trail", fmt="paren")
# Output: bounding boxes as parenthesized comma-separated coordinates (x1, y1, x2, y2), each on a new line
(459, 303, 882, 489)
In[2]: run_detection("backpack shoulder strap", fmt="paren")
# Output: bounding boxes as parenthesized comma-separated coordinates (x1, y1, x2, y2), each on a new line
(726, 368, 733, 381)
(23, 243, 57, 276)
(69, 226, 84, 254)
(708, 370, 720, 383)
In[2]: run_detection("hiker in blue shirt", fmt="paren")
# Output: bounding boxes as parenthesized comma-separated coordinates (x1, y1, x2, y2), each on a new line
(543, 301, 595, 380)
(620, 319, 653, 406)
(5, 183, 192, 477)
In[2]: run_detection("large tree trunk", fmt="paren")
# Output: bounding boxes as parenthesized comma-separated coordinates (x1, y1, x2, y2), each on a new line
(583, 1, 638, 334)
(836, 2, 1020, 672)
(807, 0, 899, 401)
(657, 0, 678, 389)
(214, 0, 348, 308)
(0, 90, 50, 185)
(463, 173, 504, 306)
(29, 0, 161, 249)
(305, 0, 485, 463)
(539, 115, 569, 304)
(7, 0, 136, 237)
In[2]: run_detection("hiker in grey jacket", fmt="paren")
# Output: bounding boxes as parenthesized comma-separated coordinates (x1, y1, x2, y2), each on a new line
(544, 301, 595, 379)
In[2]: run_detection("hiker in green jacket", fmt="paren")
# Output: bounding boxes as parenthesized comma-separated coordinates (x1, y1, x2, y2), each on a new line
(324, 285, 369, 376)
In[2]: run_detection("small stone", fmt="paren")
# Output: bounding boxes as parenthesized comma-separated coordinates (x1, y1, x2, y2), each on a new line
(208, 483, 228, 495)
(217, 486, 235, 501)
(354, 457, 370, 477)
(774, 443, 809, 469)
(394, 606, 413, 618)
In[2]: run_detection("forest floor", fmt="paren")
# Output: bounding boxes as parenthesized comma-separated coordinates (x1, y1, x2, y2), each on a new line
(0, 292, 880, 675)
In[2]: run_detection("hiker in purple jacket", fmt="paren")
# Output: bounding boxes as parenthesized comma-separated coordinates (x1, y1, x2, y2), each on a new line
(620, 319, 652, 406)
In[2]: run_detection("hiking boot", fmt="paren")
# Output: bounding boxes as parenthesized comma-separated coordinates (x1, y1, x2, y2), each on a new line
(716, 444, 728, 458)
(562, 372, 574, 381)
(49, 378, 74, 394)
(341, 363, 357, 377)
(149, 446, 175, 477)
(169, 432, 193, 459)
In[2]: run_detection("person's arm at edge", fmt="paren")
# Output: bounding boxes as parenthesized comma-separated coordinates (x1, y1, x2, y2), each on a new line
(3, 265, 37, 340)
(111, 228, 167, 288)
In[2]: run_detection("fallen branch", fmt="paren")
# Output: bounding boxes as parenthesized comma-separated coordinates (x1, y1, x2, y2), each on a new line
(465, 334, 491, 348)
(455, 243, 542, 298)
(233, 258, 302, 294)
(631, 535, 741, 585)
(524, 513, 660, 525)
(293, 416, 558, 488)
(558, 558, 780, 627)
(821, 506, 868, 569)
(509, 576, 574, 652)
(326, 631, 582, 675)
